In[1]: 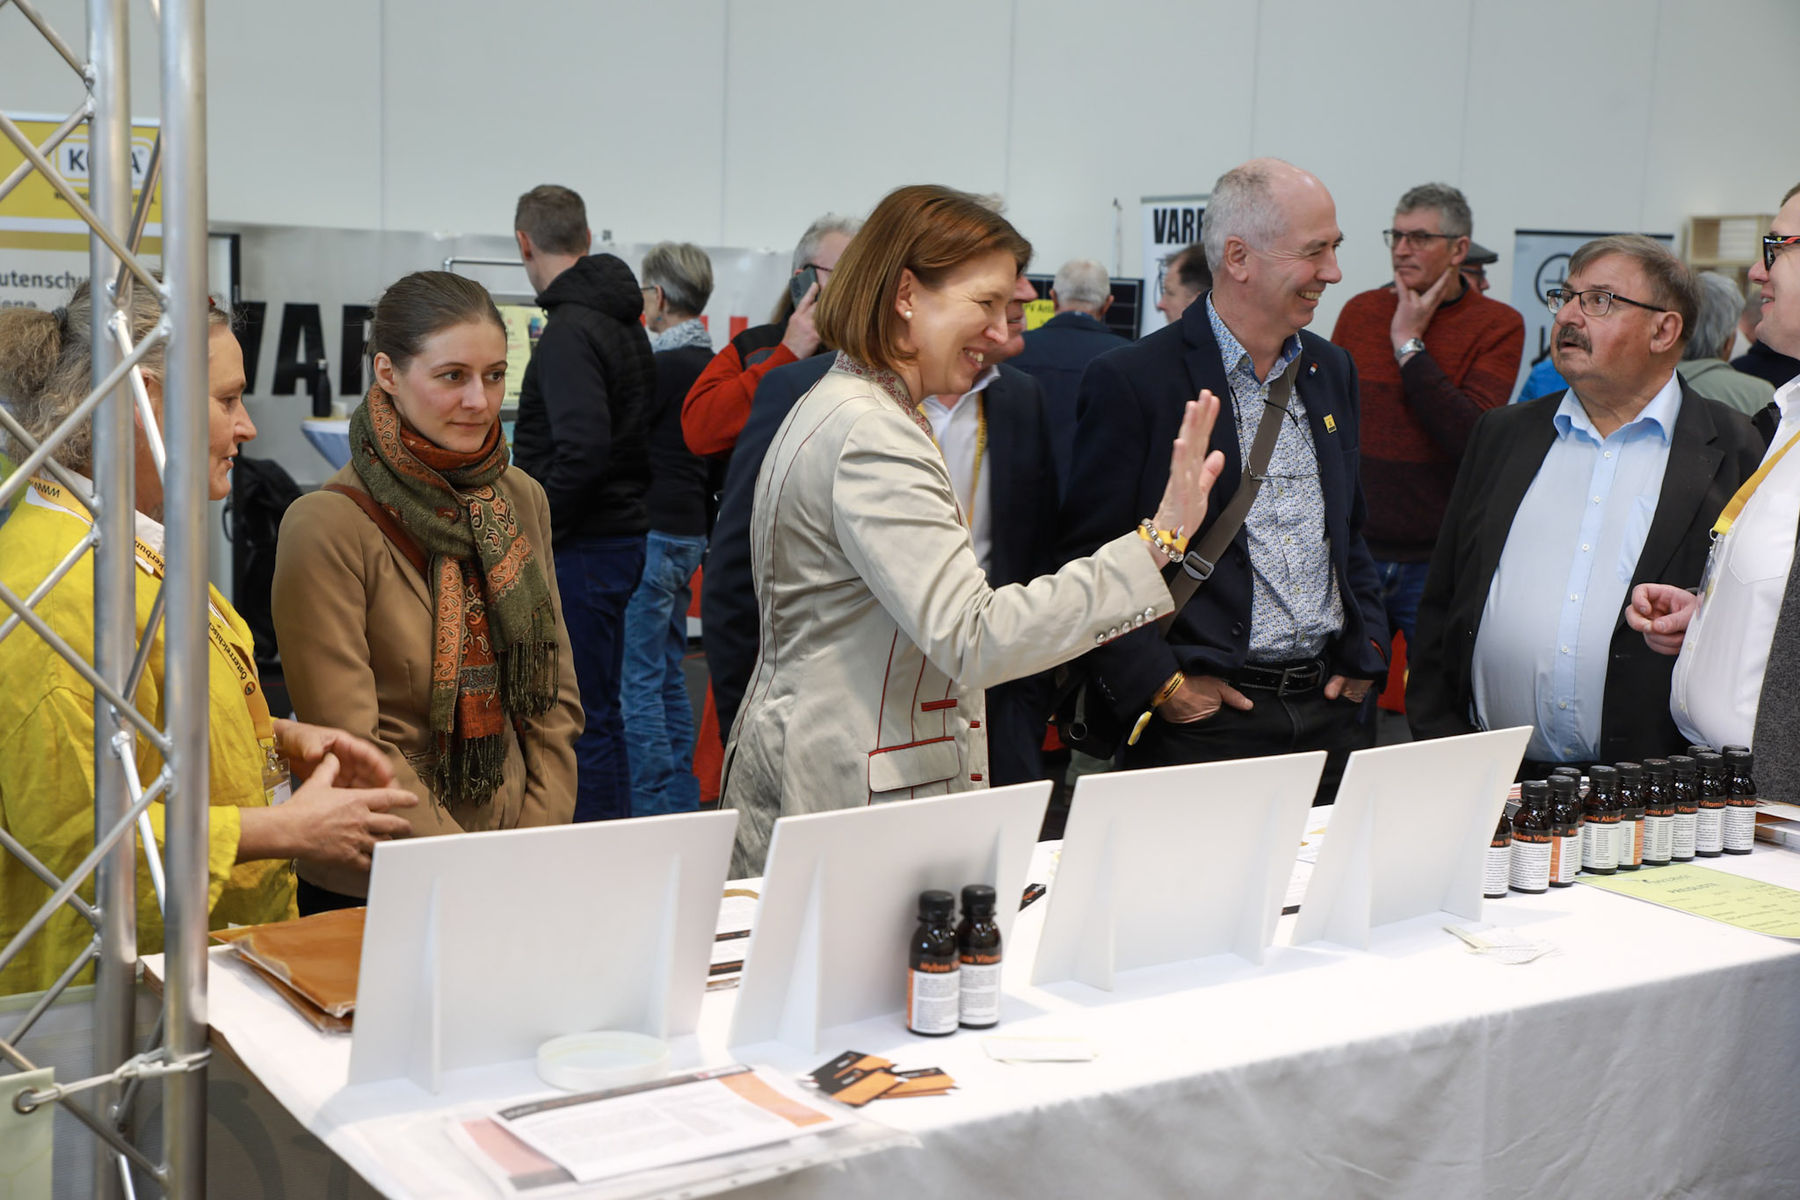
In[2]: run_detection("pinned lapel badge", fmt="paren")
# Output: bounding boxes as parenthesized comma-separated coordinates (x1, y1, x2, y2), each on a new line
(1307, 362, 1319, 377)
(1324, 414, 1337, 434)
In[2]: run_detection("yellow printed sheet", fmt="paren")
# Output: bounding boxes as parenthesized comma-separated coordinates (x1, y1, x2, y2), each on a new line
(1577, 863, 1800, 940)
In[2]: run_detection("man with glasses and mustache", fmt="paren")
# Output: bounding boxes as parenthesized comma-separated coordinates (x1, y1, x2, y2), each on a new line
(1409, 235, 1762, 774)
(1630, 183, 1800, 802)
(1329, 184, 1524, 647)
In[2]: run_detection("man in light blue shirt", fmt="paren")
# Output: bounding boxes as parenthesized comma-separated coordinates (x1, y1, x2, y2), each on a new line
(1408, 236, 1765, 770)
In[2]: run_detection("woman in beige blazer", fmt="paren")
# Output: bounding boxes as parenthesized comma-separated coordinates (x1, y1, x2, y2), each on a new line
(273, 272, 582, 912)
(723, 186, 1225, 875)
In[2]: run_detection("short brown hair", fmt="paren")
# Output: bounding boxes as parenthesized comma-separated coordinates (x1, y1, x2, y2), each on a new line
(815, 184, 1031, 375)
(513, 184, 589, 256)
(1568, 234, 1697, 346)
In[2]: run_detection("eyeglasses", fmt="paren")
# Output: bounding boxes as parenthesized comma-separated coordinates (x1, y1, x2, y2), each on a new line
(1542, 286, 1667, 317)
(1382, 229, 1458, 249)
(801, 261, 834, 276)
(1764, 234, 1800, 271)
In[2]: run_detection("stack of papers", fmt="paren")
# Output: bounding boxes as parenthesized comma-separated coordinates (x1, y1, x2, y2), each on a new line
(453, 1065, 857, 1192)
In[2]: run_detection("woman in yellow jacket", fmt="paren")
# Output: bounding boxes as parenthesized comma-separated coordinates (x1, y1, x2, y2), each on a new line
(0, 286, 417, 997)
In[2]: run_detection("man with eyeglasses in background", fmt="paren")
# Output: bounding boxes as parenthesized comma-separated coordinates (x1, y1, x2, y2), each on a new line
(1630, 184, 1800, 803)
(1330, 184, 1524, 647)
(1408, 235, 1762, 774)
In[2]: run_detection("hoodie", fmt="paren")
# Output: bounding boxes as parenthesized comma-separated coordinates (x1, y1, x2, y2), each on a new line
(512, 253, 656, 542)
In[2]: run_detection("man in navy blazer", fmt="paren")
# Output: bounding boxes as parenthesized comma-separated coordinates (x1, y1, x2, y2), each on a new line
(703, 276, 1063, 787)
(1059, 159, 1389, 802)
(1011, 258, 1131, 492)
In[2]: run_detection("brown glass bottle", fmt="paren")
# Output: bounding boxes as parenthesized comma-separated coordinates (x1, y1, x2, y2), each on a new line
(1695, 752, 1727, 857)
(1548, 776, 1582, 887)
(1582, 765, 1620, 874)
(1641, 759, 1674, 867)
(955, 884, 1002, 1029)
(1510, 781, 1552, 894)
(1485, 810, 1513, 899)
(1723, 748, 1759, 855)
(908, 890, 960, 1036)
(1613, 762, 1645, 871)
(1669, 755, 1699, 862)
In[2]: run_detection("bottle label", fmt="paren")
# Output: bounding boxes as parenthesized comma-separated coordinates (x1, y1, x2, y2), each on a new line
(1552, 833, 1581, 884)
(1483, 844, 1510, 897)
(1696, 807, 1725, 855)
(959, 957, 1001, 1026)
(1643, 814, 1673, 862)
(1582, 818, 1618, 871)
(1724, 805, 1756, 852)
(1510, 835, 1551, 891)
(1620, 817, 1643, 867)
(1672, 812, 1697, 858)
(907, 965, 960, 1035)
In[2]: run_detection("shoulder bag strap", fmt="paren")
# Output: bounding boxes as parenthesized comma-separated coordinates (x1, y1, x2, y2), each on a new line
(1155, 354, 1303, 635)
(322, 483, 430, 578)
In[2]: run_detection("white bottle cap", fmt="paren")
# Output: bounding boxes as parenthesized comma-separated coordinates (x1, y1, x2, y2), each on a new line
(535, 1031, 671, 1093)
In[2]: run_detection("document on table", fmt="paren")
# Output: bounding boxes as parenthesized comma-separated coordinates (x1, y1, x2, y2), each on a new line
(1577, 863, 1800, 940)
(708, 888, 758, 990)
(490, 1065, 855, 1185)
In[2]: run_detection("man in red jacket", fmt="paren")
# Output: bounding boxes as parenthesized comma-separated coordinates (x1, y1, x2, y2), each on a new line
(1330, 183, 1525, 643)
(680, 213, 861, 457)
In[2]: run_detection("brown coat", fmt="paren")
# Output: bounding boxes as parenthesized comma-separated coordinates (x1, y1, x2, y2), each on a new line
(271, 463, 583, 897)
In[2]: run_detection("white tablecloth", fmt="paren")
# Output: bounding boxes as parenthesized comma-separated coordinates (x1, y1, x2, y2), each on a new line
(151, 846, 1800, 1200)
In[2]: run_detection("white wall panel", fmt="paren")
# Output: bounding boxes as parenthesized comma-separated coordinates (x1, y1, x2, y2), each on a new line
(1006, 0, 1259, 280)
(378, 0, 728, 246)
(206, 0, 383, 229)
(718, 0, 1014, 253)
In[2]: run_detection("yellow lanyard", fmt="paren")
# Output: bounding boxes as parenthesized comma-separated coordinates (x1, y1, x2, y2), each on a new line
(25, 474, 273, 741)
(1712, 427, 1800, 538)
(924, 396, 987, 528)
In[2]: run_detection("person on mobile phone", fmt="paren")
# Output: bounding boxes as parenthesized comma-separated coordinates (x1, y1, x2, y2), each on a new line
(680, 213, 862, 458)
(1328, 183, 1524, 647)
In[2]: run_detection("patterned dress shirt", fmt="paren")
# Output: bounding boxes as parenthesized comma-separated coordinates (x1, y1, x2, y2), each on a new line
(1206, 296, 1345, 662)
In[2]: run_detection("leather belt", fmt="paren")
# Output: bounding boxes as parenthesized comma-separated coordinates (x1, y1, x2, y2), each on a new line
(1227, 657, 1326, 697)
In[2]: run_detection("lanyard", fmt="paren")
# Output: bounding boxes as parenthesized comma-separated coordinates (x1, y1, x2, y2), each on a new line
(924, 395, 987, 529)
(24, 474, 273, 741)
(1712, 426, 1800, 538)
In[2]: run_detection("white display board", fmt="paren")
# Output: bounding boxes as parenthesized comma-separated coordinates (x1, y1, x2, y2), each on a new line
(1139, 193, 1208, 338)
(1032, 752, 1325, 990)
(728, 783, 1049, 1054)
(1292, 727, 1533, 949)
(349, 811, 737, 1091)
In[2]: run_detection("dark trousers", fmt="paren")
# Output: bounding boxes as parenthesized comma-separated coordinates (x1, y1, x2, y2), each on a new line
(556, 534, 647, 822)
(1121, 689, 1375, 805)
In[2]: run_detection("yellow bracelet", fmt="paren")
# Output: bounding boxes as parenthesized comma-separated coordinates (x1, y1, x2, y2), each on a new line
(1138, 519, 1188, 562)
(1151, 670, 1186, 708)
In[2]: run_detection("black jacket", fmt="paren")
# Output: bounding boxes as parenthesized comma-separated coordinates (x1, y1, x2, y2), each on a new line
(512, 254, 655, 542)
(1010, 311, 1130, 493)
(646, 343, 716, 536)
(1406, 383, 1765, 763)
(703, 358, 1062, 785)
(1731, 339, 1800, 389)
(1057, 301, 1390, 723)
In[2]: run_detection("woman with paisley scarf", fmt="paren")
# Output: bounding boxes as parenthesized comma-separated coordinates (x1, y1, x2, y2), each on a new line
(273, 272, 582, 914)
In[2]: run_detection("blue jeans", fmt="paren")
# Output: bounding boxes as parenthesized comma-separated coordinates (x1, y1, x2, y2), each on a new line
(555, 534, 646, 822)
(620, 531, 706, 816)
(1375, 559, 1430, 644)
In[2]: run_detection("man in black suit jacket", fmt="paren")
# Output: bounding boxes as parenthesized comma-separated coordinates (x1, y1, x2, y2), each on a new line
(1010, 258, 1130, 491)
(703, 275, 1063, 787)
(1059, 159, 1389, 802)
(1408, 236, 1764, 771)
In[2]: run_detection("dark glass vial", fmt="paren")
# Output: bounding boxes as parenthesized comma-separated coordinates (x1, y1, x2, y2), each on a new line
(1669, 755, 1699, 862)
(1695, 752, 1727, 858)
(1548, 776, 1583, 887)
(955, 884, 1002, 1029)
(1510, 781, 1552, 894)
(1723, 748, 1759, 856)
(1641, 758, 1674, 867)
(1613, 762, 1645, 871)
(1582, 765, 1621, 875)
(908, 890, 960, 1037)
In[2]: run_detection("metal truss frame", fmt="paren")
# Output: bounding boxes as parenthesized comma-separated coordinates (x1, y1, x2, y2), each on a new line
(0, 0, 213, 1195)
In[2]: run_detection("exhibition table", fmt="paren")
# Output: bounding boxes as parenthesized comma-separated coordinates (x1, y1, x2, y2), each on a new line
(147, 844, 1800, 1199)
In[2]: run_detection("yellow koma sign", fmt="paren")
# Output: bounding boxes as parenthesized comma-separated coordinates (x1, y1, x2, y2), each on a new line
(1, 112, 162, 253)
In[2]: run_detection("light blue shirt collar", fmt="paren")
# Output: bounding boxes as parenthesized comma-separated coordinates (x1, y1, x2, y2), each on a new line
(1555, 370, 1682, 445)
(1206, 294, 1302, 385)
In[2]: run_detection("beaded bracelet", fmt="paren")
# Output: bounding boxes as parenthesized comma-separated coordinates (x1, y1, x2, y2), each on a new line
(1137, 519, 1188, 563)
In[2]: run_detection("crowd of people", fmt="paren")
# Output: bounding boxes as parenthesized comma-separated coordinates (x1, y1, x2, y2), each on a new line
(1, 160, 1797, 993)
